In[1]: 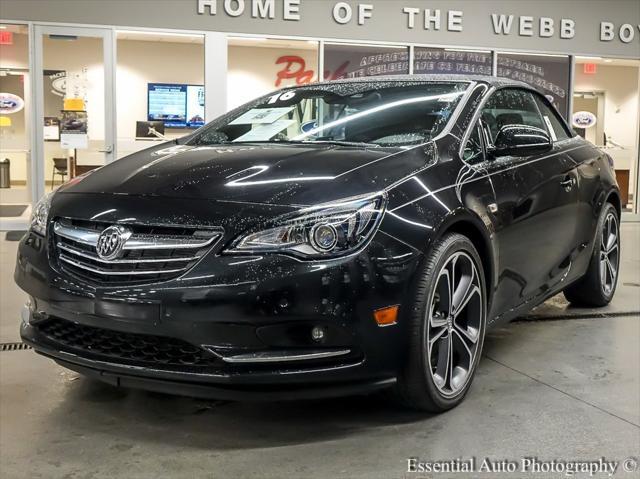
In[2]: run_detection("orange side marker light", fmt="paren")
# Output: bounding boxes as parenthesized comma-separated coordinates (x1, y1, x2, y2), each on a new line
(373, 305, 399, 326)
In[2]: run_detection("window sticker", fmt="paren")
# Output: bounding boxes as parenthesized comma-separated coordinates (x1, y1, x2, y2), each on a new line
(233, 119, 295, 142)
(543, 115, 557, 142)
(229, 107, 294, 125)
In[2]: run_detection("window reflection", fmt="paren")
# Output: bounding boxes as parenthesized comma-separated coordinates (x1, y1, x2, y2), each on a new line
(323, 43, 409, 80)
(414, 47, 492, 76)
(497, 53, 570, 118)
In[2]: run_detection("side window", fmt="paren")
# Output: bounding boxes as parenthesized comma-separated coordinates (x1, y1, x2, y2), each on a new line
(481, 89, 545, 144)
(534, 96, 572, 142)
(462, 122, 484, 165)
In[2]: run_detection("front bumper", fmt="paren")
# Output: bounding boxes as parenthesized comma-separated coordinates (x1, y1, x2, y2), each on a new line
(16, 225, 422, 399)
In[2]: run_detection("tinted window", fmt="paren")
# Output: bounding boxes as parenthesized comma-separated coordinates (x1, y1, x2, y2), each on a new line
(535, 96, 572, 142)
(481, 89, 545, 143)
(462, 122, 484, 165)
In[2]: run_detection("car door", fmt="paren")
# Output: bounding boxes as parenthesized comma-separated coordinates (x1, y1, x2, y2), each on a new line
(482, 88, 579, 318)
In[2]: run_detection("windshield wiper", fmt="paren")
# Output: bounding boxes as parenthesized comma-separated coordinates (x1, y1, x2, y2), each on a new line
(304, 139, 380, 148)
(231, 139, 380, 148)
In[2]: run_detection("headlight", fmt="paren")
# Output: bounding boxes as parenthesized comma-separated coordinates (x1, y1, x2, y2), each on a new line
(227, 193, 386, 259)
(30, 192, 53, 236)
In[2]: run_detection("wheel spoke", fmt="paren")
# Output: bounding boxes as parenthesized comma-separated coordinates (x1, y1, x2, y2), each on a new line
(448, 335, 455, 389)
(606, 258, 616, 282)
(599, 258, 607, 284)
(453, 319, 479, 344)
(432, 335, 451, 388)
(428, 324, 447, 347)
(447, 256, 458, 315)
(453, 284, 480, 319)
(452, 262, 475, 316)
(452, 329, 473, 361)
(434, 270, 452, 319)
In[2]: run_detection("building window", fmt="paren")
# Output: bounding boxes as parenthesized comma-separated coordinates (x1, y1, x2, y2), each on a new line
(323, 43, 409, 80)
(413, 47, 492, 76)
(497, 52, 571, 118)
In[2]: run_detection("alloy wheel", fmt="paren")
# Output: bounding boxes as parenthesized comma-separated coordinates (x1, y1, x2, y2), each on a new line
(425, 252, 483, 398)
(600, 212, 619, 296)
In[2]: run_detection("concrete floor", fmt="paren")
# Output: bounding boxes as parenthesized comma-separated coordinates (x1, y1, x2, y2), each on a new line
(0, 225, 638, 479)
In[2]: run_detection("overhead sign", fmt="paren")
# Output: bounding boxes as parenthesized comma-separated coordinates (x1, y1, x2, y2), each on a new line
(3, 0, 639, 58)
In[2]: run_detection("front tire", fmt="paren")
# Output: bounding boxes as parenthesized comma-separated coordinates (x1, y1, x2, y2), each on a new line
(563, 203, 620, 307)
(395, 233, 487, 412)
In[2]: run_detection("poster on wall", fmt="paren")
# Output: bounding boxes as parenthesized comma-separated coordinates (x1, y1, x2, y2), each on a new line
(60, 110, 88, 149)
(44, 117, 60, 141)
(323, 44, 409, 80)
(413, 48, 492, 76)
(186, 85, 205, 127)
(497, 53, 571, 118)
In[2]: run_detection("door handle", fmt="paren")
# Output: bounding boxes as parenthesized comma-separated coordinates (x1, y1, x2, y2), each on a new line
(560, 176, 575, 191)
(98, 145, 113, 154)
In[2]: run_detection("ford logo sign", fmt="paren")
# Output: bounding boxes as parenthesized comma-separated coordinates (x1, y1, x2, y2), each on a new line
(572, 111, 597, 129)
(300, 120, 318, 134)
(0, 93, 25, 114)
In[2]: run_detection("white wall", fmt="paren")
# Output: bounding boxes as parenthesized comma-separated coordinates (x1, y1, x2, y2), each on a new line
(116, 39, 204, 158)
(574, 64, 640, 203)
(227, 45, 318, 110)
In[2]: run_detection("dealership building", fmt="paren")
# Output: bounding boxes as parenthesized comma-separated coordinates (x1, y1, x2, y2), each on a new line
(1, 0, 639, 226)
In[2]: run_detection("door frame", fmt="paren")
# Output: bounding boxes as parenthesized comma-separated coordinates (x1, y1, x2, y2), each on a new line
(31, 24, 116, 204)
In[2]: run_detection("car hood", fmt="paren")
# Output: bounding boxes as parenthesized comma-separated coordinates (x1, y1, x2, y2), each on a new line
(59, 142, 433, 206)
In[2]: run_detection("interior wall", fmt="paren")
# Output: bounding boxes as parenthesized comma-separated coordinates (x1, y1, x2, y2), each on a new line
(573, 63, 640, 204)
(227, 45, 318, 110)
(116, 38, 204, 158)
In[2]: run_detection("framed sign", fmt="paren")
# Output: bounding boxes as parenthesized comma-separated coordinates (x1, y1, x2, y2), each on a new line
(44, 116, 60, 141)
(60, 110, 88, 149)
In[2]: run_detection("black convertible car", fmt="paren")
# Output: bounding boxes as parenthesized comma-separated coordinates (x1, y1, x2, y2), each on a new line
(17, 75, 621, 411)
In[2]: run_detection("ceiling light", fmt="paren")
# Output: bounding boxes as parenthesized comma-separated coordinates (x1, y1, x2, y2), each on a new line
(229, 36, 268, 42)
(117, 29, 202, 39)
(444, 48, 490, 53)
(604, 59, 613, 63)
(576, 56, 603, 60)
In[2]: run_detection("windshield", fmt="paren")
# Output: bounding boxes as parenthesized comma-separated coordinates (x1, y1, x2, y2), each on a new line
(189, 82, 469, 148)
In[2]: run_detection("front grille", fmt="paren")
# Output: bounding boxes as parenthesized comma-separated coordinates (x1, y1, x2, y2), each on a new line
(52, 218, 222, 285)
(36, 317, 219, 367)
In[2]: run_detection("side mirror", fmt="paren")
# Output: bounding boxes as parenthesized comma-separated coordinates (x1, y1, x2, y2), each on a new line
(489, 125, 552, 158)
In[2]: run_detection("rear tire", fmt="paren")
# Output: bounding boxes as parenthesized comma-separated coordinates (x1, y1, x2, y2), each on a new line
(563, 203, 620, 307)
(395, 233, 487, 412)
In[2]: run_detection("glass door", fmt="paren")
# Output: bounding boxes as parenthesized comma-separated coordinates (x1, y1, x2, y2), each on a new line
(33, 25, 115, 202)
(0, 23, 31, 228)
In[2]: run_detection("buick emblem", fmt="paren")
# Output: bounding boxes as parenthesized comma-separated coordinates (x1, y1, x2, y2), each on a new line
(96, 225, 131, 260)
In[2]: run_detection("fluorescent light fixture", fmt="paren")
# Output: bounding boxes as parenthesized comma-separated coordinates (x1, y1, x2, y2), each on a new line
(498, 52, 568, 58)
(117, 29, 203, 39)
(603, 59, 613, 63)
(576, 56, 603, 60)
(229, 36, 268, 42)
(444, 48, 490, 53)
(325, 42, 405, 49)
(0, 25, 7, 30)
